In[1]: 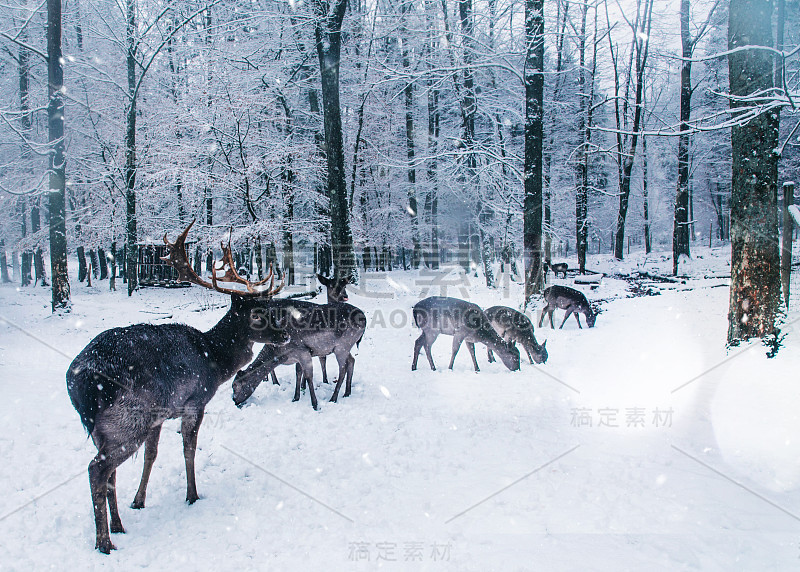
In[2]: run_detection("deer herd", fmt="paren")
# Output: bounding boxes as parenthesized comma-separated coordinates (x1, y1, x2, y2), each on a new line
(66, 222, 598, 553)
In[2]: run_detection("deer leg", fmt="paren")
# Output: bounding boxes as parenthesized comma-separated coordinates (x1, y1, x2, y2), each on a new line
(319, 355, 329, 384)
(107, 470, 125, 534)
(131, 424, 163, 509)
(330, 351, 353, 403)
(89, 438, 143, 554)
(487, 348, 495, 363)
(449, 333, 465, 370)
(423, 332, 438, 370)
(559, 310, 573, 329)
(298, 354, 317, 410)
(293, 364, 303, 402)
(575, 313, 583, 328)
(344, 353, 355, 397)
(466, 342, 480, 372)
(181, 410, 205, 505)
(270, 370, 280, 385)
(412, 333, 425, 370)
(525, 347, 535, 364)
(549, 310, 556, 329)
(538, 307, 547, 328)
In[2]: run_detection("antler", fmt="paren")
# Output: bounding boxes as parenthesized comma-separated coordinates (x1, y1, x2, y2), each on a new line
(162, 221, 284, 298)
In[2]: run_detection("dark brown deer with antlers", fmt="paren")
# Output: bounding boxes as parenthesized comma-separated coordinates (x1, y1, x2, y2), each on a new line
(66, 221, 287, 554)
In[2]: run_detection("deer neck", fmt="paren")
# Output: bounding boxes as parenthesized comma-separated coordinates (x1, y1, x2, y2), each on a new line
(205, 306, 255, 382)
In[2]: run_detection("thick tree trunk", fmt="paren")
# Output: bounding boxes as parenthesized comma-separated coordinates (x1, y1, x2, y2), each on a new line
(523, 0, 545, 302)
(98, 247, 108, 279)
(314, 0, 356, 281)
(47, 0, 70, 309)
(727, 0, 780, 344)
(21, 252, 32, 287)
(77, 246, 87, 282)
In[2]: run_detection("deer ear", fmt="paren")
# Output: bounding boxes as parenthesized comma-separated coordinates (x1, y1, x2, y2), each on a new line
(317, 274, 331, 286)
(542, 340, 547, 349)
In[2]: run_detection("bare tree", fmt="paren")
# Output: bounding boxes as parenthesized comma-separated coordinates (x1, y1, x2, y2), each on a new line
(611, 0, 654, 260)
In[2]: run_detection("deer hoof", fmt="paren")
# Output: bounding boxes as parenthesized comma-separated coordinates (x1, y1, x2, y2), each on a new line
(96, 538, 116, 554)
(186, 493, 199, 505)
(110, 521, 126, 534)
(130, 499, 145, 510)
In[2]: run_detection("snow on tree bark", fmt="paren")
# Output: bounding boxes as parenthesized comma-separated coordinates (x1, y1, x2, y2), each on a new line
(48, 0, 70, 310)
(727, 0, 780, 344)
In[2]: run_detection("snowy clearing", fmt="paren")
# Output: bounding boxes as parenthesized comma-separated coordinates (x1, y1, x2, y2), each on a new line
(2, 247, 800, 570)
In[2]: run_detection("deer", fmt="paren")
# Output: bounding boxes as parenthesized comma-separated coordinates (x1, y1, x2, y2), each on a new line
(545, 259, 569, 278)
(232, 276, 366, 410)
(265, 273, 353, 387)
(66, 221, 288, 554)
(538, 285, 597, 329)
(484, 306, 548, 365)
(411, 297, 520, 372)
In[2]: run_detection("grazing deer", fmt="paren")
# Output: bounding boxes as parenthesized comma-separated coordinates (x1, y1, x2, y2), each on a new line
(485, 306, 548, 365)
(538, 285, 597, 329)
(411, 297, 520, 372)
(545, 259, 569, 278)
(66, 222, 287, 554)
(232, 280, 366, 410)
(266, 273, 353, 387)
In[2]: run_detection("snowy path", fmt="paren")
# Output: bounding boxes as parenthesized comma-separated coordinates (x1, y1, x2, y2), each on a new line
(2, 250, 800, 570)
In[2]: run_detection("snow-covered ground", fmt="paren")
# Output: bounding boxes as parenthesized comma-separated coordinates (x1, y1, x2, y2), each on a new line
(2, 246, 800, 570)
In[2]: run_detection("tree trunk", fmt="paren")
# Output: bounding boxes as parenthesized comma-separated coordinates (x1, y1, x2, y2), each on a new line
(781, 183, 793, 307)
(96, 247, 107, 279)
(643, 135, 651, 254)
(614, 0, 653, 260)
(727, 0, 780, 344)
(21, 252, 32, 287)
(109, 241, 117, 291)
(283, 189, 295, 285)
(400, 0, 421, 269)
(673, 0, 692, 274)
(35, 248, 48, 286)
(575, 0, 590, 273)
(125, 0, 138, 295)
(424, 0, 440, 270)
(47, 0, 70, 309)
(314, 0, 357, 281)
(523, 0, 545, 302)
(77, 246, 87, 282)
(0, 240, 9, 283)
